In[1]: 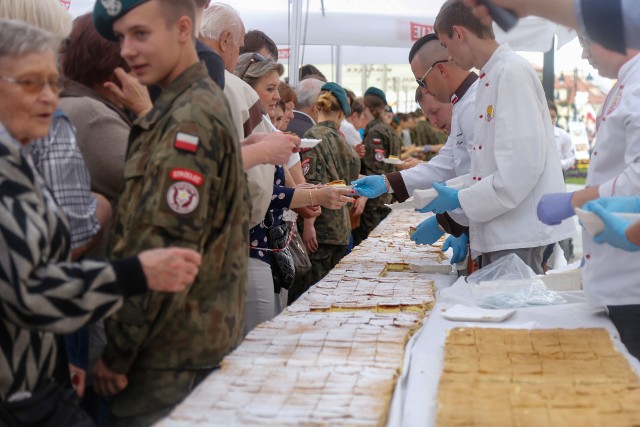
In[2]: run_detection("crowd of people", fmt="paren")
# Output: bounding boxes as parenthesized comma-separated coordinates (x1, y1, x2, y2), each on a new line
(0, 0, 639, 426)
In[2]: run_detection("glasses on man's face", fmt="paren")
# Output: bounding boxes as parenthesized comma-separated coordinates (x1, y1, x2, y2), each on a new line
(0, 76, 63, 95)
(239, 52, 266, 80)
(415, 59, 448, 89)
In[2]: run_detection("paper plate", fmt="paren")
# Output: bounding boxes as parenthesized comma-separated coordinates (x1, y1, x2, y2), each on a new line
(385, 197, 416, 210)
(383, 158, 403, 165)
(441, 304, 515, 322)
(300, 138, 322, 149)
(575, 208, 640, 236)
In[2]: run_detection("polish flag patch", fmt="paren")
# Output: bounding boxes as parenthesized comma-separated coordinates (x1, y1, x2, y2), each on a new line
(174, 132, 199, 153)
(169, 168, 204, 186)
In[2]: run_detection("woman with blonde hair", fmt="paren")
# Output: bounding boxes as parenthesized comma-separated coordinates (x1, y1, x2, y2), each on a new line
(293, 83, 361, 302)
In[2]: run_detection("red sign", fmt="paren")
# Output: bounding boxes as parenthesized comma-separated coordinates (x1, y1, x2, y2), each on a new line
(278, 48, 290, 60)
(59, 0, 71, 10)
(410, 22, 434, 41)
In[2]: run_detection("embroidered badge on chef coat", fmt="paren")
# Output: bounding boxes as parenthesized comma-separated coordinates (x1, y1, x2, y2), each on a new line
(485, 105, 494, 122)
(301, 158, 311, 176)
(174, 132, 200, 153)
(607, 88, 623, 116)
(167, 181, 199, 214)
(101, 0, 122, 15)
(374, 148, 385, 162)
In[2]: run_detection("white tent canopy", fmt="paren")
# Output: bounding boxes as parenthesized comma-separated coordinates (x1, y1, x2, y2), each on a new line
(232, 0, 575, 85)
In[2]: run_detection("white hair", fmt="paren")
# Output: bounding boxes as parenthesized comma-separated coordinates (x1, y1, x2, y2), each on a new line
(295, 78, 324, 109)
(200, 2, 243, 42)
(0, 0, 72, 38)
(0, 19, 59, 59)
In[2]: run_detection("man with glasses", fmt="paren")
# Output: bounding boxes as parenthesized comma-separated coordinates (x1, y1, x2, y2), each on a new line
(352, 33, 477, 266)
(422, 0, 573, 274)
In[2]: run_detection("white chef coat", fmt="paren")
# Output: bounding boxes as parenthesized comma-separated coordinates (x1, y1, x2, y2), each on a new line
(554, 126, 576, 170)
(457, 44, 574, 253)
(582, 53, 640, 307)
(400, 78, 479, 227)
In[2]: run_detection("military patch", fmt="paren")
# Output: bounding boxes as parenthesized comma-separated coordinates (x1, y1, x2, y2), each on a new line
(374, 148, 385, 162)
(101, 0, 122, 16)
(169, 168, 204, 186)
(174, 132, 199, 153)
(301, 158, 311, 176)
(372, 138, 382, 145)
(485, 105, 494, 122)
(167, 181, 199, 214)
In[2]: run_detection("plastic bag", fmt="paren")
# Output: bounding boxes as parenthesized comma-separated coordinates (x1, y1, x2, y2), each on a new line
(466, 254, 566, 309)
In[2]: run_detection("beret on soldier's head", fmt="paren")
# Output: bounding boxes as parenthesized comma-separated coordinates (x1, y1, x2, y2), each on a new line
(321, 82, 351, 116)
(364, 86, 387, 105)
(93, 0, 151, 41)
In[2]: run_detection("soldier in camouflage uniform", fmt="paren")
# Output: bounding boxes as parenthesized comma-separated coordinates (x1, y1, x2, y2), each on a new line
(352, 87, 400, 246)
(92, 1, 250, 425)
(297, 83, 360, 293)
(412, 108, 448, 161)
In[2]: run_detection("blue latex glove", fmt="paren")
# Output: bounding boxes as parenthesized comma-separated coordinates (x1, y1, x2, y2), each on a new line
(352, 175, 387, 198)
(442, 233, 469, 264)
(583, 201, 640, 252)
(536, 192, 575, 225)
(410, 216, 444, 245)
(417, 182, 460, 214)
(583, 196, 640, 213)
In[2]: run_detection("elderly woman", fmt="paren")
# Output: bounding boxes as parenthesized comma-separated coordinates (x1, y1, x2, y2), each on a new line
(294, 83, 361, 301)
(0, 20, 199, 424)
(234, 52, 355, 334)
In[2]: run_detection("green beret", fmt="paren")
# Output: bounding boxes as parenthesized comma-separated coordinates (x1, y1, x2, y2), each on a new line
(364, 86, 387, 105)
(93, 0, 151, 41)
(321, 82, 351, 116)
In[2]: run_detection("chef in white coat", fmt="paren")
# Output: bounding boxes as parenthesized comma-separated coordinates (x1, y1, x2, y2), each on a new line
(538, 35, 640, 359)
(351, 33, 478, 264)
(423, 0, 574, 274)
(548, 100, 576, 171)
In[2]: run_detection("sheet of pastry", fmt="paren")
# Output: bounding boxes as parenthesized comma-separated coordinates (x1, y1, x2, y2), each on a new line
(437, 327, 640, 426)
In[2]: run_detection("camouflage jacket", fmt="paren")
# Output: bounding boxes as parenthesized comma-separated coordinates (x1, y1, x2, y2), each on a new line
(300, 121, 356, 245)
(411, 120, 448, 160)
(104, 63, 250, 372)
(361, 119, 399, 207)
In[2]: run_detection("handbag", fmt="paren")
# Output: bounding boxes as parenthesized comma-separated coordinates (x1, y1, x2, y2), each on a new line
(289, 223, 311, 281)
(0, 380, 94, 427)
(266, 213, 296, 293)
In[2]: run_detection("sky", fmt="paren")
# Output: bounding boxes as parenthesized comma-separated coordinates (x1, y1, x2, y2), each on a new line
(68, 0, 605, 85)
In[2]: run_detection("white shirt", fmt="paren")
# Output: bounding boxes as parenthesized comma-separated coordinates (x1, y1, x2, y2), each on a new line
(582, 53, 640, 307)
(224, 71, 275, 228)
(400, 78, 479, 227)
(340, 120, 362, 147)
(457, 44, 574, 253)
(554, 126, 576, 170)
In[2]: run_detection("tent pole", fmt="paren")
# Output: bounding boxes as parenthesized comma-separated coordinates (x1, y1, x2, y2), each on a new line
(336, 46, 342, 85)
(289, 0, 303, 87)
(542, 37, 555, 101)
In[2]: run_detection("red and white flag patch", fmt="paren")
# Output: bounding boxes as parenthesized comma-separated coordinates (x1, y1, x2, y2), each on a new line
(174, 132, 199, 153)
(372, 138, 382, 145)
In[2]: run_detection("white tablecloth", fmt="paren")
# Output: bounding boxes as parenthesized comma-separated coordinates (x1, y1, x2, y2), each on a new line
(387, 277, 640, 427)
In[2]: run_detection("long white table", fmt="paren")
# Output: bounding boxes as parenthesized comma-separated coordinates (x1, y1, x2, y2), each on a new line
(387, 277, 640, 427)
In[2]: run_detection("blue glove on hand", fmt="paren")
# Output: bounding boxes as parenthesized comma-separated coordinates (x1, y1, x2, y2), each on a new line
(583, 201, 640, 252)
(442, 233, 469, 264)
(417, 182, 460, 214)
(536, 192, 575, 225)
(584, 196, 640, 213)
(352, 175, 387, 198)
(410, 216, 444, 245)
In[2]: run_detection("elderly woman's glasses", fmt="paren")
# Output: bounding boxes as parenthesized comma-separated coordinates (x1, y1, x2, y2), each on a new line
(239, 52, 266, 80)
(416, 59, 448, 88)
(0, 76, 63, 94)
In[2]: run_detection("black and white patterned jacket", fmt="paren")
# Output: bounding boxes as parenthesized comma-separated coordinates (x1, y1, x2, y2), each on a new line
(0, 124, 146, 401)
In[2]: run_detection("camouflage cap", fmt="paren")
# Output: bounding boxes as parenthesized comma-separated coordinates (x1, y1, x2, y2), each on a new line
(93, 0, 151, 41)
(364, 86, 387, 105)
(321, 82, 351, 116)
